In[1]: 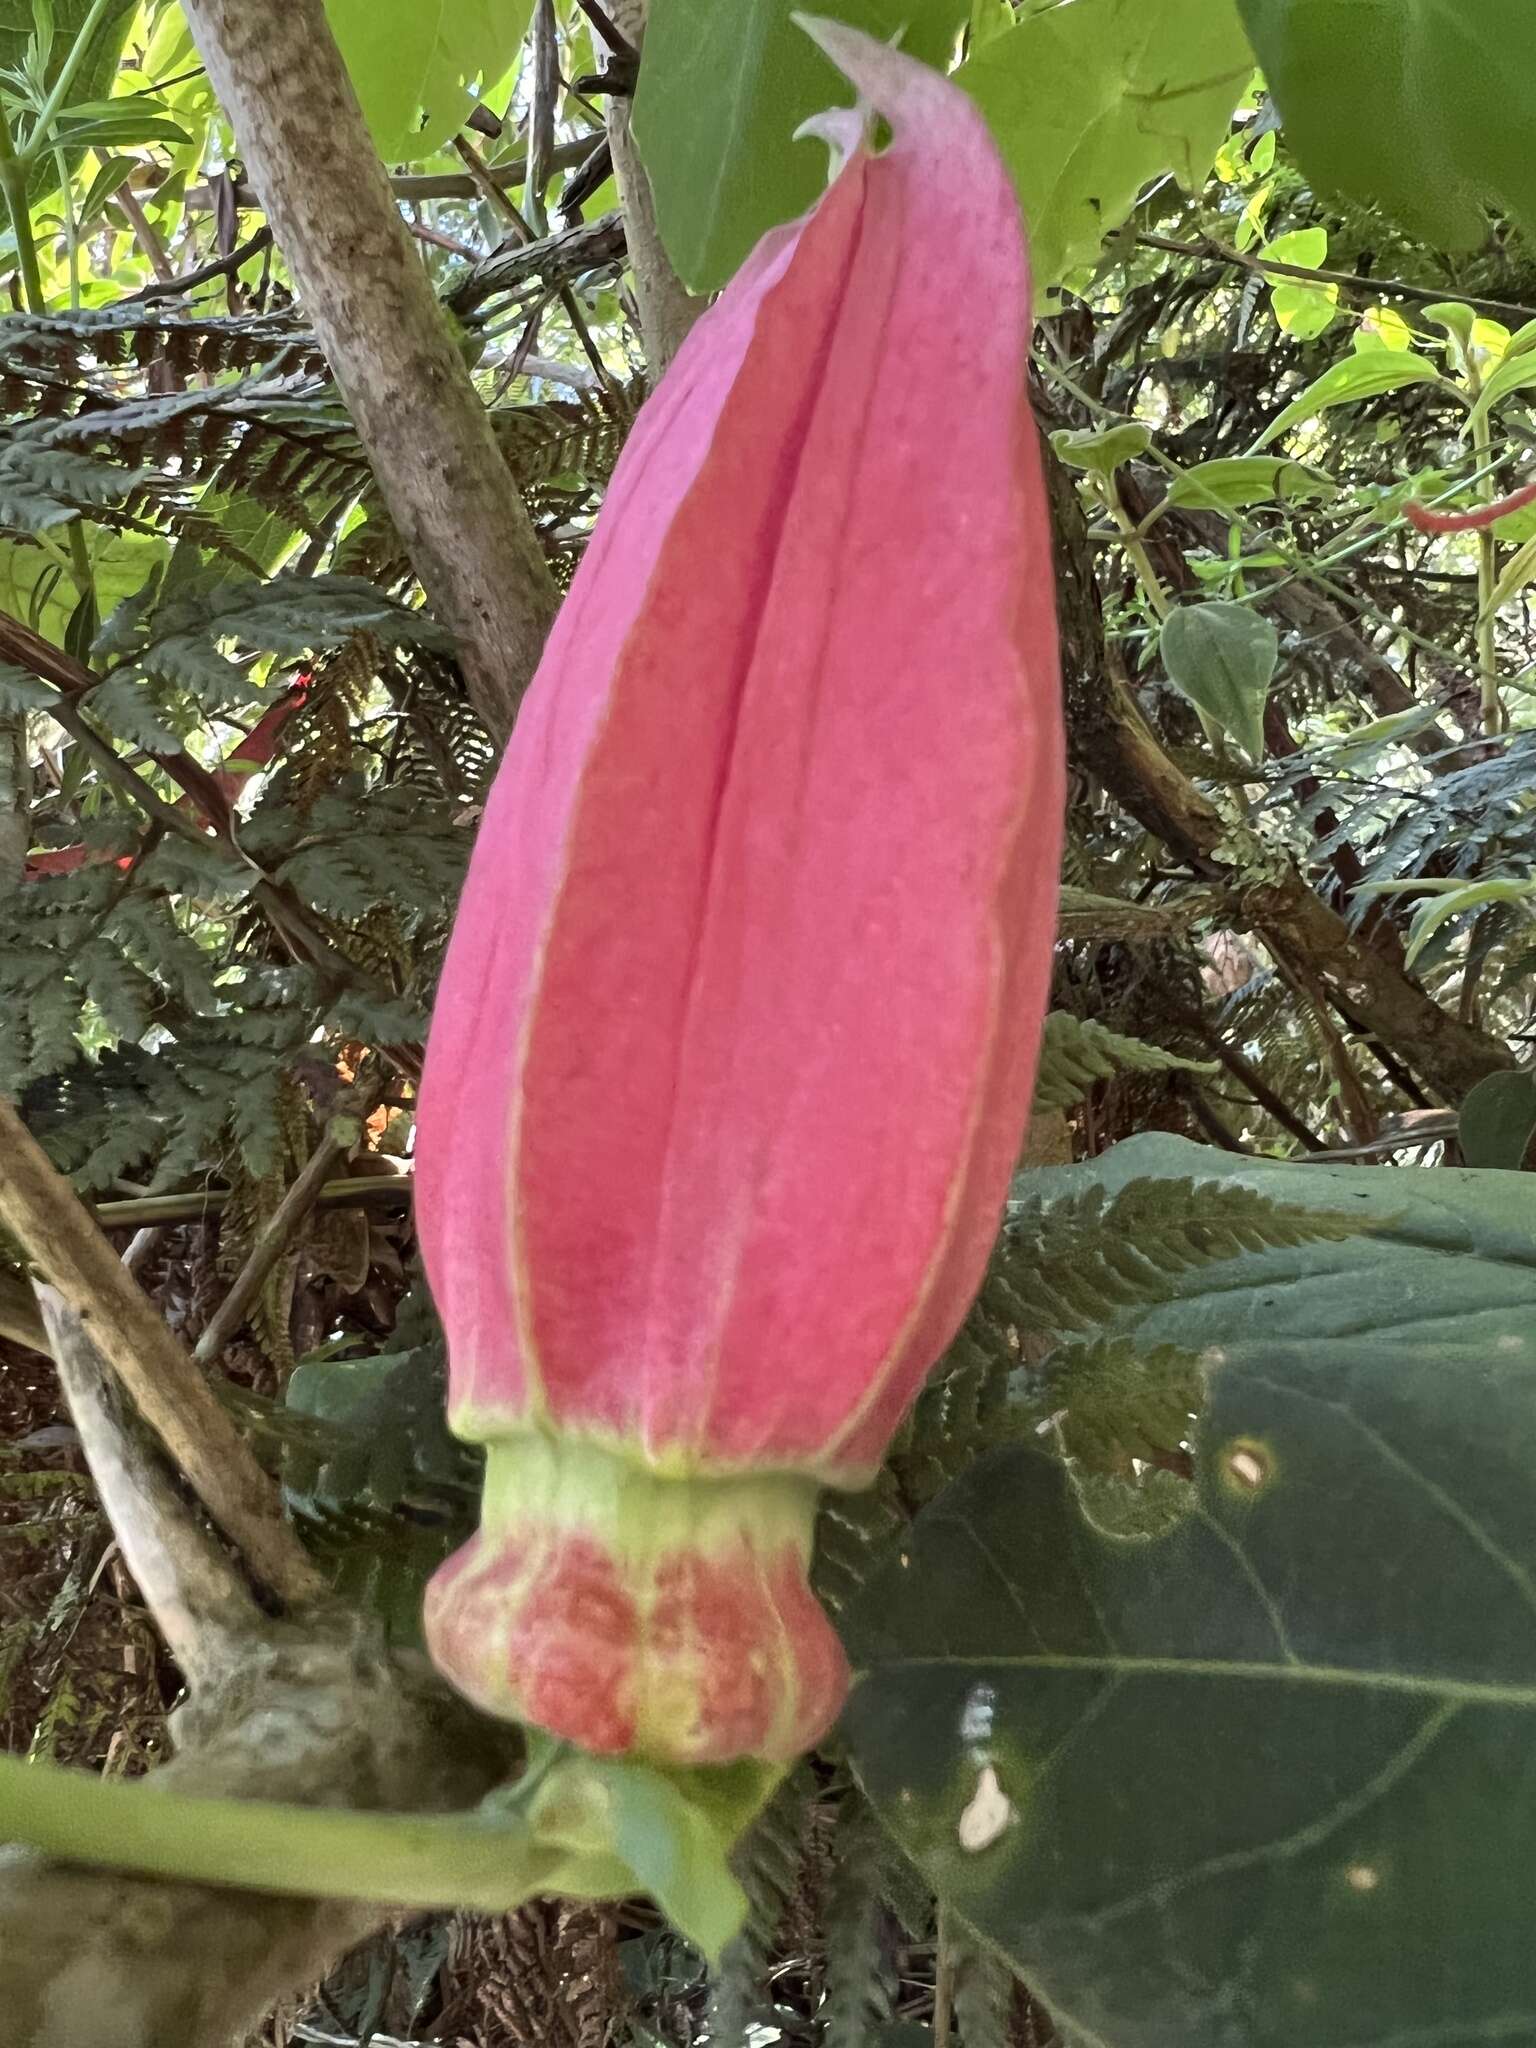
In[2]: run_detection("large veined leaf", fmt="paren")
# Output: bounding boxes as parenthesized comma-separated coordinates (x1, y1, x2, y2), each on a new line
(632, 0, 970, 293)
(1160, 601, 1278, 761)
(1239, 0, 1536, 251)
(843, 1135, 1536, 2048)
(0, 0, 138, 202)
(956, 0, 1254, 296)
(1253, 349, 1444, 448)
(324, 0, 534, 164)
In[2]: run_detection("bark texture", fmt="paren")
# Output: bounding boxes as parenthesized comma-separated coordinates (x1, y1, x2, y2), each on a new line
(606, 0, 705, 373)
(178, 0, 562, 744)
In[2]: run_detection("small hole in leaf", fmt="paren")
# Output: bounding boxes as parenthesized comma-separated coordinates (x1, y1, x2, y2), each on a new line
(1221, 1437, 1275, 1496)
(1344, 1862, 1381, 1894)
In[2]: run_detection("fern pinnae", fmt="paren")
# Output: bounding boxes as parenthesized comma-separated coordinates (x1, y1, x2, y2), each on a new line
(999, 1176, 1370, 1336)
(822, 1789, 898, 2048)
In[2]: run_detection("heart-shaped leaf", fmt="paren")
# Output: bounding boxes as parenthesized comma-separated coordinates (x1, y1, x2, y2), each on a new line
(1460, 1070, 1536, 1171)
(1160, 602, 1278, 760)
(843, 1134, 1536, 2048)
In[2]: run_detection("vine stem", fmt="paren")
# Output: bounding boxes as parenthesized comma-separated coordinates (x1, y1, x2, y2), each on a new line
(28, 0, 119, 153)
(0, 109, 46, 315)
(0, 1753, 548, 1915)
(1106, 481, 1172, 622)
(1468, 375, 1505, 734)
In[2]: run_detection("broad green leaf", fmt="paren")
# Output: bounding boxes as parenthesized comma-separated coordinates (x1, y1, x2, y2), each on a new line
(1268, 278, 1338, 341)
(1254, 350, 1443, 448)
(1484, 533, 1536, 619)
(1404, 878, 1536, 969)
(0, 0, 137, 200)
(969, 0, 1014, 45)
(1321, 703, 1435, 770)
(1460, 1071, 1536, 1171)
(0, 529, 162, 648)
(956, 0, 1254, 296)
(1158, 455, 1332, 516)
(1424, 299, 1478, 356)
(1353, 303, 1414, 353)
(844, 1133, 1536, 2048)
(1466, 352, 1536, 437)
(324, 0, 535, 164)
(1360, 875, 1536, 968)
(1240, 1, 1536, 253)
(632, 0, 971, 294)
(1261, 226, 1337, 339)
(1050, 421, 1151, 477)
(73, 152, 134, 229)
(1159, 601, 1278, 760)
(1494, 498, 1536, 543)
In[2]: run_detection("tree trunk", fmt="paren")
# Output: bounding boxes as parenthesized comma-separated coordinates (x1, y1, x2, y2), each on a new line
(178, 0, 562, 745)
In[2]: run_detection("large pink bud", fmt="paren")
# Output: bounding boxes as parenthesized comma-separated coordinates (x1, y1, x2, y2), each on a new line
(415, 22, 1064, 1766)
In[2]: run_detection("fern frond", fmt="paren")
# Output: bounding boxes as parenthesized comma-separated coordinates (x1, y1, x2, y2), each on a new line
(1033, 1011, 1217, 1113)
(822, 1791, 896, 2048)
(1036, 1335, 1202, 1473)
(1056, 885, 1216, 944)
(709, 1762, 818, 2048)
(948, 1922, 1020, 2048)
(491, 380, 643, 491)
(997, 1176, 1368, 1336)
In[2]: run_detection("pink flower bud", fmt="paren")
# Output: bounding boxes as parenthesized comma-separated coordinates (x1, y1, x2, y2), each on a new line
(415, 22, 1064, 1766)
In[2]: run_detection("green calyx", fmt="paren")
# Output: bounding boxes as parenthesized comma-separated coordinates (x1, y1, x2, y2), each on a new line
(477, 1428, 823, 1564)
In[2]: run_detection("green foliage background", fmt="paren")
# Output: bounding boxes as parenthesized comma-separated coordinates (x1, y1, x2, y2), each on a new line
(4, 2, 1536, 2045)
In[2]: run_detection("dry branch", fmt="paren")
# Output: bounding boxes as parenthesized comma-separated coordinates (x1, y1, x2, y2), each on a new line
(0, 1098, 323, 1607)
(604, 0, 704, 373)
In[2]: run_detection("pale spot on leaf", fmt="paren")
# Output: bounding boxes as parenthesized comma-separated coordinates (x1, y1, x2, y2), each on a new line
(958, 1764, 1014, 1851)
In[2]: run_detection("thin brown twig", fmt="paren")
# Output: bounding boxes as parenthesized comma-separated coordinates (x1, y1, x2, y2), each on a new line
(573, 0, 639, 62)
(1135, 231, 1536, 327)
(526, 0, 560, 237)
(408, 219, 480, 261)
(100, 1174, 412, 1232)
(932, 1908, 955, 2048)
(559, 283, 614, 386)
(186, 137, 594, 212)
(112, 183, 175, 282)
(127, 223, 274, 304)
(452, 134, 528, 233)
(0, 1097, 323, 1608)
(192, 1125, 353, 1367)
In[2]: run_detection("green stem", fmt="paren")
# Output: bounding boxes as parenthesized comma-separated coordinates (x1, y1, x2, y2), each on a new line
(0, 1752, 551, 1913)
(1469, 387, 1504, 734)
(26, 0, 118, 154)
(0, 112, 46, 315)
(1103, 476, 1171, 621)
(52, 143, 79, 310)
(66, 518, 95, 612)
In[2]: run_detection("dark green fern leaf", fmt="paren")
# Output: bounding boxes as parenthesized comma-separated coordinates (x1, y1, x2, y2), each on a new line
(996, 1175, 1371, 1335)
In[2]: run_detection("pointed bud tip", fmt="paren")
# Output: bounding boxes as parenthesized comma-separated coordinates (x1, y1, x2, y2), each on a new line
(792, 104, 869, 177)
(792, 12, 984, 161)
